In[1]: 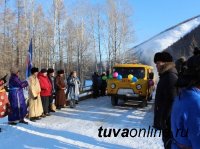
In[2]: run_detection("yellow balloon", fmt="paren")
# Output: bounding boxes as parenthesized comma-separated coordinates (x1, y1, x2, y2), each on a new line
(128, 74, 133, 80)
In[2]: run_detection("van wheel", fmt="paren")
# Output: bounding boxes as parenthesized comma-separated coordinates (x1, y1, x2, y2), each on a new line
(111, 96, 118, 106)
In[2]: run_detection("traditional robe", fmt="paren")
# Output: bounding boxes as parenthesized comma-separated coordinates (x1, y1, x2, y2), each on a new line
(28, 75, 43, 118)
(67, 77, 80, 101)
(0, 88, 10, 118)
(8, 74, 28, 122)
(55, 76, 66, 107)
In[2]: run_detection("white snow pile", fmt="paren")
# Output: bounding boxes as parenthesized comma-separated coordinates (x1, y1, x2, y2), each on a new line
(0, 96, 163, 149)
(130, 15, 200, 66)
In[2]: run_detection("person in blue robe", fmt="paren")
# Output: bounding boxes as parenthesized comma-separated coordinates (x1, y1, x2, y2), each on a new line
(8, 67, 28, 125)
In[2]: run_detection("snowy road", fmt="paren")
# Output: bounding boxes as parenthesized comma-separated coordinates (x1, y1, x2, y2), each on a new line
(0, 96, 163, 149)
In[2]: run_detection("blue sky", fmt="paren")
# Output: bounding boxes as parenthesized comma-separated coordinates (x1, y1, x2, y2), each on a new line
(7, 0, 200, 46)
(131, 0, 200, 46)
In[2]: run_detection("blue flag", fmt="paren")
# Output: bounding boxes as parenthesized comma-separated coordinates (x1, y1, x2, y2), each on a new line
(26, 39, 33, 79)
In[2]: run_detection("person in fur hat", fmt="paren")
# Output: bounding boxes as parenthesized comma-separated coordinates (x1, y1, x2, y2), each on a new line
(171, 54, 200, 149)
(55, 70, 66, 109)
(28, 67, 44, 122)
(38, 69, 52, 117)
(8, 67, 29, 125)
(47, 68, 56, 112)
(153, 52, 178, 149)
(193, 47, 200, 56)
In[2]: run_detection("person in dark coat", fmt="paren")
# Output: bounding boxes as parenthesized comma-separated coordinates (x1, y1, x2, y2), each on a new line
(100, 72, 107, 96)
(193, 46, 200, 56)
(153, 52, 178, 149)
(55, 70, 66, 109)
(92, 72, 99, 98)
(8, 67, 29, 125)
(97, 73, 102, 96)
(171, 54, 200, 149)
(47, 68, 56, 112)
(175, 57, 187, 76)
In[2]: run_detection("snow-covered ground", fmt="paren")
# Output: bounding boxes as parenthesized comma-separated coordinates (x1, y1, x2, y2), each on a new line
(0, 96, 163, 149)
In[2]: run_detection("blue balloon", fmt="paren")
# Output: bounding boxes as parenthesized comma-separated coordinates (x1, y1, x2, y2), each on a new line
(117, 75, 122, 80)
(132, 77, 138, 82)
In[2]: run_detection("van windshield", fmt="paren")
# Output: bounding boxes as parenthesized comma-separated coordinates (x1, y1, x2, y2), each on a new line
(113, 67, 145, 79)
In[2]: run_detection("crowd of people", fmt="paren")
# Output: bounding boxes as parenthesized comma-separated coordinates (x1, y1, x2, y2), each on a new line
(153, 47, 200, 149)
(0, 68, 80, 128)
(0, 47, 200, 149)
(92, 72, 108, 98)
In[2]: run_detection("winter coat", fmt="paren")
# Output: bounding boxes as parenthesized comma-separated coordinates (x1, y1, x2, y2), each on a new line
(92, 74, 99, 90)
(101, 76, 107, 89)
(153, 62, 178, 130)
(67, 76, 80, 100)
(28, 75, 43, 118)
(171, 87, 200, 149)
(0, 88, 10, 118)
(48, 75, 56, 95)
(8, 74, 28, 121)
(97, 76, 102, 89)
(38, 73, 52, 97)
(55, 76, 66, 107)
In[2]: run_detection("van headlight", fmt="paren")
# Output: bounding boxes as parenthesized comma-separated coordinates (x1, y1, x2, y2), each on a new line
(136, 84, 142, 90)
(111, 83, 116, 89)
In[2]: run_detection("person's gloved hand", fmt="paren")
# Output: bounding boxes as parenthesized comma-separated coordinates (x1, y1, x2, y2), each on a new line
(34, 96, 38, 100)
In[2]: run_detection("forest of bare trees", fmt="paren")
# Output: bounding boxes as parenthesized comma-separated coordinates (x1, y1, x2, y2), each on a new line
(0, 0, 135, 81)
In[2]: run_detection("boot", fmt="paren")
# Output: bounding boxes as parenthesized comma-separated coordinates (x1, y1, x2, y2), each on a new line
(19, 119, 28, 124)
(8, 121, 17, 125)
(30, 117, 36, 122)
(45, 113, 51, 116)
(40, 113, 46, 118)
(73, 100, 76, 108)
(35, 117, 41, 120)
(70, 100, 74, 108)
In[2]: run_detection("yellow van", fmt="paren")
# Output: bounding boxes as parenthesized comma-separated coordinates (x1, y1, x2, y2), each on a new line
(107, 64, 155, 107)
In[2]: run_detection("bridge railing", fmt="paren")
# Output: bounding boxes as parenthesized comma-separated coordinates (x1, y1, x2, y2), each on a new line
(79, 85, 93, 100)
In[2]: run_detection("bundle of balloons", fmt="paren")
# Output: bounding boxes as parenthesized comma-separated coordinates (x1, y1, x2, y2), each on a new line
(112, 72, 138, 82)
(128, 74, 138, 82)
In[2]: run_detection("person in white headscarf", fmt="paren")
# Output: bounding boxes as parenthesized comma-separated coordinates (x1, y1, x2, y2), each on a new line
(67, 71, 80, 108)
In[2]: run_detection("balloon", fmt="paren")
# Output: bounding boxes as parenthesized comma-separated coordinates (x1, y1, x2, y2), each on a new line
(132, 77, 138, 82)
(108, 74, 113, 79)
(113, 72, 118, 78)
(117, 75, 122, 80)
(102, 76, 107, 80)
(128, 74, 133, 80)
